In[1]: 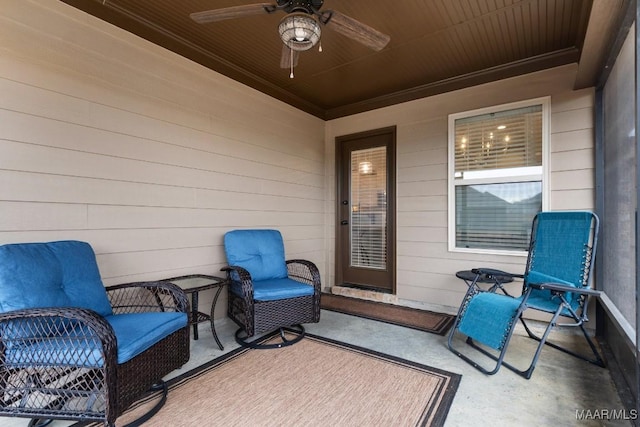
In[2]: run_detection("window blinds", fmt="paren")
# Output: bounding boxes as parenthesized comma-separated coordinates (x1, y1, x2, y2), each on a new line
(454, 105, 542, 175)
(350, 147, 387, 269)
(455, 182, 541, 251)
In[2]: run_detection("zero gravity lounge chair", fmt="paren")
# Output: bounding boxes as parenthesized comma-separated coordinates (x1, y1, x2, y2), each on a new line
(222, 229, 321, 349)
(448, 211, 605, 379)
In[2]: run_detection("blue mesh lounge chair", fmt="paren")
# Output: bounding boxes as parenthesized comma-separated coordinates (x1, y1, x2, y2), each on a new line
(447, 211, 604, 379)
(0, 241, 190, 426)
(222, 229, 321, 349)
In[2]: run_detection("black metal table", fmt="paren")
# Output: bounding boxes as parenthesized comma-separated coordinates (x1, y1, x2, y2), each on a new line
(455, 270, 515, 295)
(164, 274, 228, 350)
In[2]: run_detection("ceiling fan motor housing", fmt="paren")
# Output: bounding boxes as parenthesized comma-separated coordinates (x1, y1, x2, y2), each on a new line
(277, 0, 324, 14)
(279, 12, 321, 51)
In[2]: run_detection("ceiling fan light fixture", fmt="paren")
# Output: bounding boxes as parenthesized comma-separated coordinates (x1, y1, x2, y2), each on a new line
(278, 12, 321, 51)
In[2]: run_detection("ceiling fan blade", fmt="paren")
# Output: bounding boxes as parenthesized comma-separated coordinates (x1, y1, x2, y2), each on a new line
(280, 45, 300, 69)
(190, 3, 277, 24)
(320, 10, 390, 51)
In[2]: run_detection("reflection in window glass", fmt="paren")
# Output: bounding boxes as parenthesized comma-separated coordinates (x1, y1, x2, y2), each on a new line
(455, 182, 542, 250)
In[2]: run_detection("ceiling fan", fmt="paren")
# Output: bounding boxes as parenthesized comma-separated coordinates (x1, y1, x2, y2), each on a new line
(190, 0, 390, 77)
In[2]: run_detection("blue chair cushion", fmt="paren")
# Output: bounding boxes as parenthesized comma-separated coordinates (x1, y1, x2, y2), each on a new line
(458, 292, 522, 350)
(4, 312, 188, 366)
(106, 312, 187, 363)
(224, 230, 288, 281)
(230, 277, 314, 301)
(0, 241, 112, 317)
(4, 321, 106, 368)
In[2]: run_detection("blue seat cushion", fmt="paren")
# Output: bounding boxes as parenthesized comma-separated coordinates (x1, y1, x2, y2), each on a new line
(107, 312, 187, 363)
(230, 277, 314, 301)
(0, 241, 112, 317)
(224, 230, 288, 281)
(458, 292, 522, 351)
(4, 312, 187, 367)
(4, 320, 107, 368)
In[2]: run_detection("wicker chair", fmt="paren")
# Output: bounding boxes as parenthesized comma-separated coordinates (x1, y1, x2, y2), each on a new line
(0, 240, 190, 426)
(222, 230, 321, 349)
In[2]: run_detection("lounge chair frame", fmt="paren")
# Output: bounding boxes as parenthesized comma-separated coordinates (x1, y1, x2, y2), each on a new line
(448, 211, 605, 379)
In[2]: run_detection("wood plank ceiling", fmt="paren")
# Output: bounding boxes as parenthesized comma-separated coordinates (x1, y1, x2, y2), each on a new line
(59, 0, 622, 120)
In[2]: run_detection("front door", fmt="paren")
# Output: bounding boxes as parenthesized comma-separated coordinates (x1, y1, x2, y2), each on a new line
(336, 127, 396, 293)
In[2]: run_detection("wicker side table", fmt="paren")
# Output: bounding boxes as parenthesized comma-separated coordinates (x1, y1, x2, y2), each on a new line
(164, 274, 228, 350)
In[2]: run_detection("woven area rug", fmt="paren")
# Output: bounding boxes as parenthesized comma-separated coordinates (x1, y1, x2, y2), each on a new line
(87, 333, 460, 427)
(321, 293, 455, 335)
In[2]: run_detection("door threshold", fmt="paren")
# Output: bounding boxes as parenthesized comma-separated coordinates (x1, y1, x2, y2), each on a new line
(331, 285, 398, 305)
(338, 283, 393, 294)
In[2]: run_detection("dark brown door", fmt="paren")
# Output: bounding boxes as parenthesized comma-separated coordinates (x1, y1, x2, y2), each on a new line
(336, 127, 396, 293)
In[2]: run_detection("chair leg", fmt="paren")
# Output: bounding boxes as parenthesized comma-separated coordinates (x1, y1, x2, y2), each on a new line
(448, 324, 517, 377)
(27, 381, 167, 427)
(28, 419, 53, 427)
(447, 302, 513, 377)
(447, 336, 503, 375)
(446, 292, 504, 375)
(122, 381, 168, 427)
(235, 325, 306, 349)
(520, 316, 606, 368)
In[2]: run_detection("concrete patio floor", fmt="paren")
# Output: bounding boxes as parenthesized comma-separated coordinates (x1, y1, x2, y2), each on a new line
(1, 309, 633, 426)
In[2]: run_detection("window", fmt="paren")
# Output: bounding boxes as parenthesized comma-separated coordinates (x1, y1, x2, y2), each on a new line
(448, 98, 549, 254)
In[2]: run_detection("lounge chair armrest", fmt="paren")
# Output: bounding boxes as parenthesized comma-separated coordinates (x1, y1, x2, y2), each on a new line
(286, 259, 322, 291)
(106, 281, 189, 314)
(221, 265, 252, 282)
(0, 307, 117, 368)
(471, 268, 524, 279)
(529, 282, 601, 297)
(221, 265, 255, 298)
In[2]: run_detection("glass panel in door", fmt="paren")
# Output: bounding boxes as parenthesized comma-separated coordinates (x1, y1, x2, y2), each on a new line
(350, 147, 387, 269)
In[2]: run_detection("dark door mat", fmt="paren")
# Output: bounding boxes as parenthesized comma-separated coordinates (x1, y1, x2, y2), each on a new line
(320, 292, 455, 335)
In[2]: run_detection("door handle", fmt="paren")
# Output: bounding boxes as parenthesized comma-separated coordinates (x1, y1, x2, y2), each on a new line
(341, 220, 349, 225)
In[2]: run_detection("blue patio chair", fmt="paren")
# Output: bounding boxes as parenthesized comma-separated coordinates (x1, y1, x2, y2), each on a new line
(222, 229, 321, 349)
(448, 211, 604, 379)
(0, 240, 190, 426)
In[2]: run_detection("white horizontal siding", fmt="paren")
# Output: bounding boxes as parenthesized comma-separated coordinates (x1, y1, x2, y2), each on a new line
(0, 0, 325, 318)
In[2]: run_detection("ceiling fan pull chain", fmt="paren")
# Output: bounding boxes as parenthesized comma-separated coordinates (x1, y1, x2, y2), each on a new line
(318, 41, 322, 52)
(290, 48, 294, 78)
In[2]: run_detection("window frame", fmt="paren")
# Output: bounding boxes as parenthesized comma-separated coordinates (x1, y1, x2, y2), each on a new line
(447, 97, 551, 256)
